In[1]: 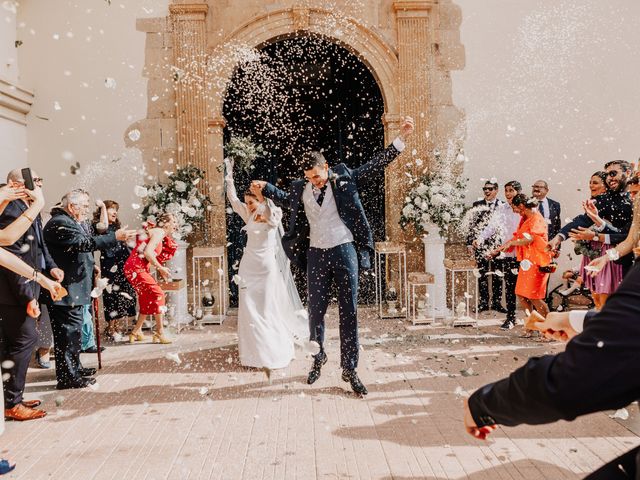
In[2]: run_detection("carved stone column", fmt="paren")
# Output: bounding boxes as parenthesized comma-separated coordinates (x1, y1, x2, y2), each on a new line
(207, 117, 226, 246)
(392, 0, 437, 270)
(169, 3, 212, 240)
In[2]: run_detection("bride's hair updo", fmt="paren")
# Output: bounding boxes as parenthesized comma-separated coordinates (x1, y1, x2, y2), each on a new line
(243, 189, 259, 199)
(511, 193, 538, 209)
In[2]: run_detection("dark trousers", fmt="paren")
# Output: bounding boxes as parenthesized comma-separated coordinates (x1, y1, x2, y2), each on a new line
(496, 257, 519, 319)
(584, 445, 640, 479)
(49, 304, 85, 385)
(476, 256, 504, 309)
(0, 305, 37, 408)
(307, 242, 359, 370)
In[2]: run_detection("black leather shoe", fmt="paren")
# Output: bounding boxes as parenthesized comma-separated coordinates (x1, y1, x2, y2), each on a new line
(80, 367, 97, 377)
(492, 304, 508, 314)
(56, 377, 97, 390)
(341, 369, 368, 396)
(81, 346, 106, 354)
(477, 305, 490, 313)
(307, 351, 327, 385)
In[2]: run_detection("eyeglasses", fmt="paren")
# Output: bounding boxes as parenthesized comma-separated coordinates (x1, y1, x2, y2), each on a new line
(532, 185, 546, 189)
(33, 177, 43, 183)
(482, 187, 495, 192)
(607, 171, 620, 177)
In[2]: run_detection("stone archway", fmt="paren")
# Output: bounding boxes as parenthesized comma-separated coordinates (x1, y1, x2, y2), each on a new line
(135, 1, 464, 271)
(204, 7, 404, 247)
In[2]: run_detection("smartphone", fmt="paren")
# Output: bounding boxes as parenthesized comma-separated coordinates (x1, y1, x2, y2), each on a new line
(21, 168, 34, 190)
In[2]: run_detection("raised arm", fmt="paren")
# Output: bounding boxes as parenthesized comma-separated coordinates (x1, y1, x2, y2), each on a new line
(351, 116, 414, 185)
(43, 219, 116, 254)
(223, 159, 250, 224)
(0, 187, 46, 246)
(259, 181, 292, 209)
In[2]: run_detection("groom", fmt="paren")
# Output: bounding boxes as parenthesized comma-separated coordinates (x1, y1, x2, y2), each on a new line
(251, 116, 414, 395)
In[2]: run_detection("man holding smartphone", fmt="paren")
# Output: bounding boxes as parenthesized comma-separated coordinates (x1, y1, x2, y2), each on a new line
(0, 168, 63, 421)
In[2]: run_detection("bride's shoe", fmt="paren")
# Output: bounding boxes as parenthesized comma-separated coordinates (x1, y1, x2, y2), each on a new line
(129, 332, 145, 343)
(152, 333, 172, 344)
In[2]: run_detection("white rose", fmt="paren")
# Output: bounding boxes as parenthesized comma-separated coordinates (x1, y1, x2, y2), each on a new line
(174, 180, 187, 193)
(442, 212, 451, 223)
(189, 196, 201, 208)
(416, 184, 428, 196)
(166, 202, 180, 214)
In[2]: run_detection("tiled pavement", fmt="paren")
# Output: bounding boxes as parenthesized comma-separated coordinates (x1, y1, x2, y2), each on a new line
(2, 307, 638, 479)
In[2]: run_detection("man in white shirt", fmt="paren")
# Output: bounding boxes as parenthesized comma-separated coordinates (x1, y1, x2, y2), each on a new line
(474, 180, 523, 329)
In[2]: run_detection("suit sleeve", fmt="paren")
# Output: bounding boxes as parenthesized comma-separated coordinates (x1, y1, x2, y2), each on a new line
(42, 233, 58, 271)
(558, 213, 593, 240)
(468, 264, 640, 428)
(351, 144, 402, 185)
(44, 221, 116, 254)
(262, 183, 291, 209)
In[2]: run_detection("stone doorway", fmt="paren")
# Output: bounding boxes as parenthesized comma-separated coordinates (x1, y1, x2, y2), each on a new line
(223, 35, 385, 306)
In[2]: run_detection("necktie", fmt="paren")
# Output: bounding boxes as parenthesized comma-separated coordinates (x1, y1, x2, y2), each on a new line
(316, 185, 327, 206)
(539, 202, 545, 217)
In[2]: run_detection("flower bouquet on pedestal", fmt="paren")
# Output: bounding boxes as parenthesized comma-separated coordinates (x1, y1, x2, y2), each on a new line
(139, 165, 210, 240)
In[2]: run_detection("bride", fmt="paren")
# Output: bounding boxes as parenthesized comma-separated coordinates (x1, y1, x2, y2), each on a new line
(224, 159, 308, 378)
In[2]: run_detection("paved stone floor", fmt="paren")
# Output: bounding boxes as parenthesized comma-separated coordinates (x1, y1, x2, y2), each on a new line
(2, 307, 639, 480)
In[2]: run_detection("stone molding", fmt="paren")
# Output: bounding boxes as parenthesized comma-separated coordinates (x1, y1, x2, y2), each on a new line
(0, 77, 34, 126)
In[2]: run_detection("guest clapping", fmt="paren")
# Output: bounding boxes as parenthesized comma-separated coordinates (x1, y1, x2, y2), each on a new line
(43, 189, 136, 390)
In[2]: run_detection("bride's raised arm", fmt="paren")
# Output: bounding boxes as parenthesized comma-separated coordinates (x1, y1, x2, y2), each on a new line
(224, 159, 250, 224)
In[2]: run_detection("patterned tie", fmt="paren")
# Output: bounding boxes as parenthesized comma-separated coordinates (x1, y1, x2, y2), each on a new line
(539, 201, 545, 217)
(316, 185, 327, 206)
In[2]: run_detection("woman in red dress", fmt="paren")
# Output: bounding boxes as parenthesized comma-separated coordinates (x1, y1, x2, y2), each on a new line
(124, 213, 178, 344)
(498, 194, 552, 337)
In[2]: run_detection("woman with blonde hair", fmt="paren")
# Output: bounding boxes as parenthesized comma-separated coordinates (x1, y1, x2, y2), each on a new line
(124, 213, 178, 344)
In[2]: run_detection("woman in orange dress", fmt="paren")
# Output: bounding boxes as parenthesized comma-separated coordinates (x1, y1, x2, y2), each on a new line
(498, 194, 552, 336)
(124, 213, 178, 344)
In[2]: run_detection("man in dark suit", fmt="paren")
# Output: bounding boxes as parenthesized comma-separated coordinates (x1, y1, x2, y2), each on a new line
(548, 161, 634, 276)
(0, 169, 63, 421)
(464, 262, 640, 479)
(531, 180, 562, 240)
(467, 180, 506, 313)
(43, 189, 134, 389)
(252, 117, 414, 396)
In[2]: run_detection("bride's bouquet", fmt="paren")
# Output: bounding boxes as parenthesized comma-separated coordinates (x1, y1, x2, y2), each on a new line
(221, 135, 265, 175)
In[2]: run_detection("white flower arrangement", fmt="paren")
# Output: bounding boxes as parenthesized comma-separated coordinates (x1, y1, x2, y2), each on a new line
(400, 168, 467, 237)
(140, 165, 211, 239)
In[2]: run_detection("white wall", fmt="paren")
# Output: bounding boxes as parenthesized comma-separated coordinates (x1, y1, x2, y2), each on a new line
(1, 0, 28, 172)
(453, 0, 640, 271)
(16, 0, 168, 224)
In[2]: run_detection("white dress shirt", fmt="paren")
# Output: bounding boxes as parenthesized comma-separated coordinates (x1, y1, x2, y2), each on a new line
(477, 201, 520, 258)
(302, 136, 406, 249)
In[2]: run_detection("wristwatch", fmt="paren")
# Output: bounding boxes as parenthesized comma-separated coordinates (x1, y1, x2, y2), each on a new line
(593, 233, 600, 242)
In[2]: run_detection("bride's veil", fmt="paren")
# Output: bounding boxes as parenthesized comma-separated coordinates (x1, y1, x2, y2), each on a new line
(274, 215, 310, 345)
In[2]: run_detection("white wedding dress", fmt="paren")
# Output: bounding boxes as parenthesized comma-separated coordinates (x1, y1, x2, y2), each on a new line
(226, 167, 309, 369)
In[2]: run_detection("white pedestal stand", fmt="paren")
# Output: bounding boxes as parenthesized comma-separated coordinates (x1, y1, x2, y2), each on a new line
(422, 225, 449, 318)
(165, 240, 193, 328)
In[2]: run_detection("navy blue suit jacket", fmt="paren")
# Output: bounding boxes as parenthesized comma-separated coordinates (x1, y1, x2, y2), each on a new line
(468, 262, 640, 428)
(263, 143, 402, 271)
(0, 200, 57, 306)
(546, 197, 562, 240)
(43, 207, 116, 307)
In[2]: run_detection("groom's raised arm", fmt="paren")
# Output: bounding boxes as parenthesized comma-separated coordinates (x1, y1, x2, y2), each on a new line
(351, 116, 414, 185)
(256, 181, 291, 209)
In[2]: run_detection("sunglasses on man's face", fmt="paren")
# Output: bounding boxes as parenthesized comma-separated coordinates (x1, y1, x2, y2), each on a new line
(482, 187, 495, 192)
(607, 170, 620, 177)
